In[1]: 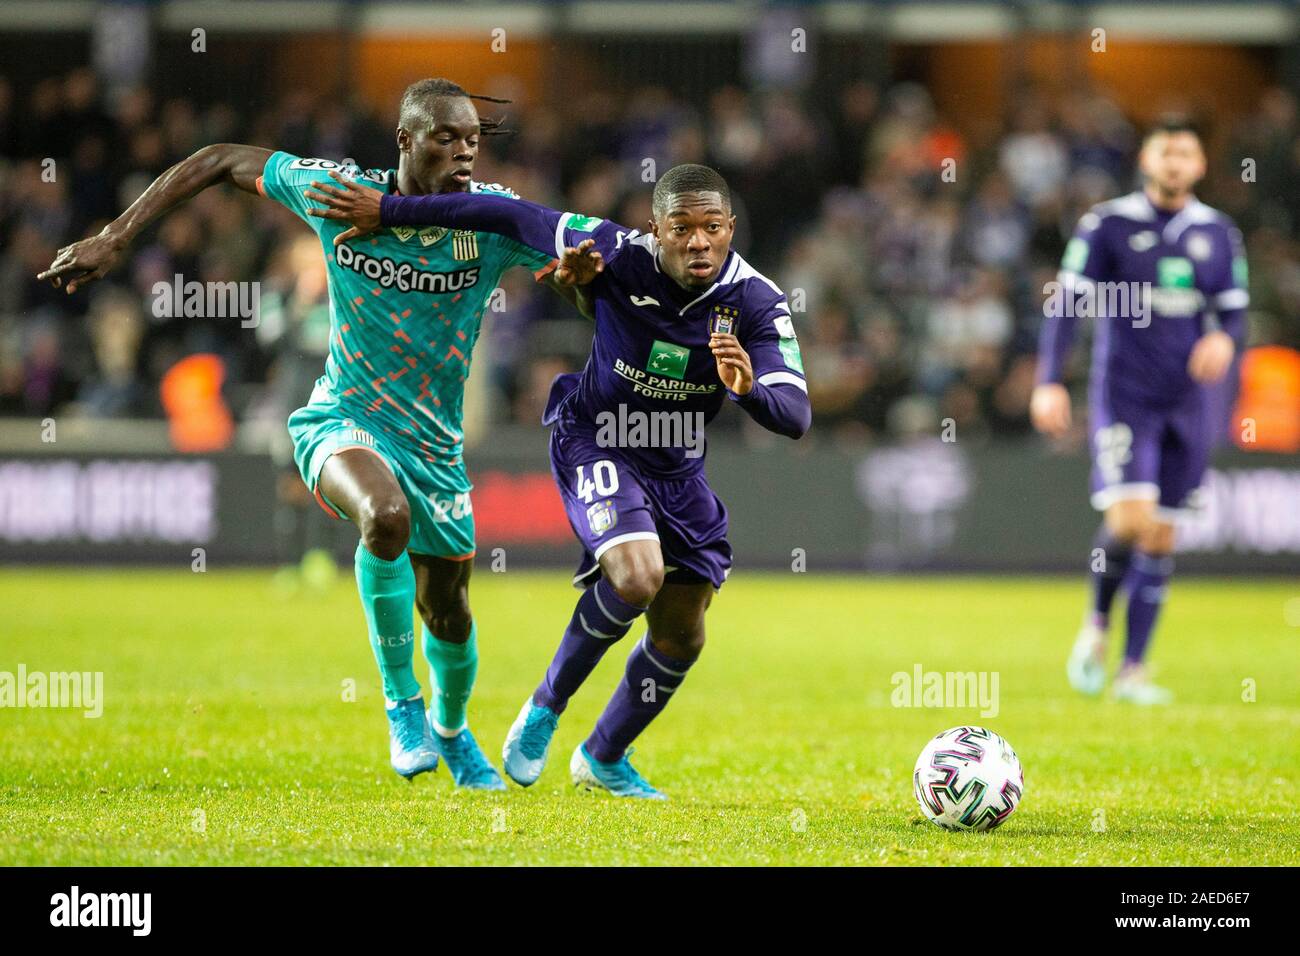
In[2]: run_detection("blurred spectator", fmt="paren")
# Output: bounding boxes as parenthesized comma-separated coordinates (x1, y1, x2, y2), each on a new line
(0, 65, 1295, 453)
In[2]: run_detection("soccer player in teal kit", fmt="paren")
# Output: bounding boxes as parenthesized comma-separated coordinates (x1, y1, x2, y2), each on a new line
(305, 162, 812, 797)
(38, 78, 599, 788)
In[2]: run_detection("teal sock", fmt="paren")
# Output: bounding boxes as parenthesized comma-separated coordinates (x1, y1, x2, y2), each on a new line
(354, 542, 419, 702)
(423, 621, 477, 736)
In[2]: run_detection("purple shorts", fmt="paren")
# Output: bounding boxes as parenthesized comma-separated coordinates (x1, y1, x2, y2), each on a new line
(549, 429, 732, 589)
(1089, 386, 1210, 516)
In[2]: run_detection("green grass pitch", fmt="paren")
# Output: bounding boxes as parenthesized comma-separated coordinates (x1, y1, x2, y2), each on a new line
(2, 568, 1297, 866)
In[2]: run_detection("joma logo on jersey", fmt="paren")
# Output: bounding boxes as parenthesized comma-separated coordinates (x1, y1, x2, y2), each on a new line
(647, 340, 690, 380)
(334, 242, 479, 293)
(430, 491, 472, 524)
(1128, 230, 1159, 252)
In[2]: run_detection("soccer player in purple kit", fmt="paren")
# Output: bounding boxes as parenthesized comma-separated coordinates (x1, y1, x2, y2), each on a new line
(305, 162, 811, 797)
(1031, 119, 1247, 704)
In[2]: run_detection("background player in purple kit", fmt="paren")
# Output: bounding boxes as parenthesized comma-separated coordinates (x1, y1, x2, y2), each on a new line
(1030, 119, 1247, 705)
(305, 162, 811, 797)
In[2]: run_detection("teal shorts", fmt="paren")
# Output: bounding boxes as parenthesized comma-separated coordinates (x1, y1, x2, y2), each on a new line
(287, 401, 476, 560)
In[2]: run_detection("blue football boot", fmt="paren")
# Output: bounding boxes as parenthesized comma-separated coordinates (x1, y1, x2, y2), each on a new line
(501, 698, 560, 787)
(569, 743, 666, 800)
(386, 697, 439, 779)
(427, 717, 506, 791)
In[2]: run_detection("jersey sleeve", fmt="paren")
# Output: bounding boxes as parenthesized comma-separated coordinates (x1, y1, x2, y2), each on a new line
(1038, 209, 1110, 384)
(1059, 210, 1111, 287)
(468, 183, 558, 276)
(551, 214, 629, 264)
(494, 234, 558, 275)
(723, 285, 811, 439)
(1199, 220, 1250, 348)
(380, 191, 630, 269)
(740, 290, 807, 392)
(258, 151, 385, 231)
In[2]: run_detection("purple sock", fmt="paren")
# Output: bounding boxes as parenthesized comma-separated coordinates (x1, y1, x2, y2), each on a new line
(585, 635, 695, 763)
(533, 577, 646, 715)
(1090, 525, 1133, 628)
(1123, 551, 1173, 663)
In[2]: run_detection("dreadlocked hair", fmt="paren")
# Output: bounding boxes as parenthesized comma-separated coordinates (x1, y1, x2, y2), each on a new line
(399, 77, 512, 136)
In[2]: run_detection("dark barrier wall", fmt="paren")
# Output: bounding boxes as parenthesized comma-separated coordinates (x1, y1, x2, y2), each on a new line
(1, 430, 1297, 574)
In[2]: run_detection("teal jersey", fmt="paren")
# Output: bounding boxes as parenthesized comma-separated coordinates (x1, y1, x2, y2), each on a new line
(258, 151, 554, 468)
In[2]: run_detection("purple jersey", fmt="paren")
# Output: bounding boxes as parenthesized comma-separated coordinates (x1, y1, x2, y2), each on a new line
(1037, 191, 1249, 513)
(1038, 190, 1248, 405)
(379, 193, 812, 480)
(541, 221, 808, 478)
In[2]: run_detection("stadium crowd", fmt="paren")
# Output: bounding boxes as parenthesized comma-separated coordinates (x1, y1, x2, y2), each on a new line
(1, 67, 1297, 448)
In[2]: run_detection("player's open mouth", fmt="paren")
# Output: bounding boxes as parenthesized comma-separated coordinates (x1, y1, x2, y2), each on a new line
(688, 259, 713, 276)
(450, 169, 472, 184)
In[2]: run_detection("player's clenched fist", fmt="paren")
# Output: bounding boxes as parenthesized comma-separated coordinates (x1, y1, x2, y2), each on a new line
(1030, 382, 1072, 437)
(710, 333, 753, 396)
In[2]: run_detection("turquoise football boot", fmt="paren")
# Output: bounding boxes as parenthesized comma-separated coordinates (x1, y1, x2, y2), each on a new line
(501, 698, 560, 787)
(386, 697, 439, 779)
(570, 743, 666, 800)
(426, 718, 506, 791)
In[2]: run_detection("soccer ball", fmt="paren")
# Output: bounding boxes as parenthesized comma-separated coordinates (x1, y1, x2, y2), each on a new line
(913, 726, 1024, 831)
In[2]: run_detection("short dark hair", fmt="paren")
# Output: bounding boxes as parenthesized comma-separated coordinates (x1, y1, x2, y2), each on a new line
(399, 77, 511, 136)
(652, 164, 731, 220)
(1144, 116, 1203, 145)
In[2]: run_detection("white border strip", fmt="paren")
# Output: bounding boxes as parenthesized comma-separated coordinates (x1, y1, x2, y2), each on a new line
(554, 212, 574, 260)
(1090, 482, 1160, 511)
(592, 530, 659, 560)
(757, 371, 808, 393)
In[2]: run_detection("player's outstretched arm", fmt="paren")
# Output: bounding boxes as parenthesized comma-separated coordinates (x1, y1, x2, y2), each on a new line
(304, 172, 605, 318)
(38, 144, 272, 295)
(306, 170, 572, 261)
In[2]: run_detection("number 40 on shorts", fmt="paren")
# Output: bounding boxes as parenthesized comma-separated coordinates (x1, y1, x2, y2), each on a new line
(576, 461, 620, 503)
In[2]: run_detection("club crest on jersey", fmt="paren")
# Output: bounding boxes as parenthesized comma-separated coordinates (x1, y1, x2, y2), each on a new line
(452, 230, 479, 261)
(710, 304, 739, 336)
(587, 500, 617, 535)
(1186, 232, 1212, 261)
